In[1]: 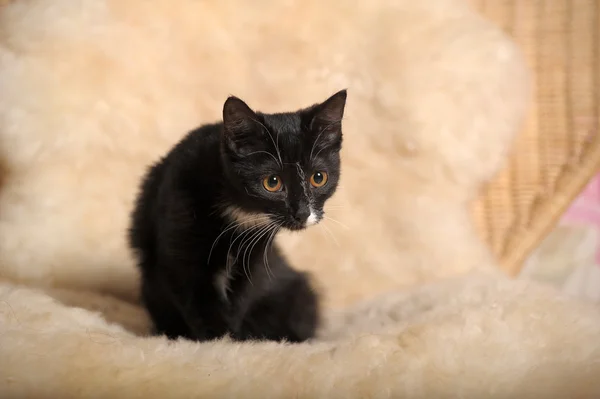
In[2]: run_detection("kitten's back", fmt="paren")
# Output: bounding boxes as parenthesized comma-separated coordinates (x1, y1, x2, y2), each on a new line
(128, 123, 222, 274)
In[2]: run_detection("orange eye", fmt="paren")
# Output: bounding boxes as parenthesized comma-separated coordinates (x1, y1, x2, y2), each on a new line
(262, 175, 283, 192)
(310, 171, 328, 188)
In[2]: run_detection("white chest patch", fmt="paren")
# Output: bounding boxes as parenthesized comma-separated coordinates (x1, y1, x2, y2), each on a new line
(221, 205, 267, 229)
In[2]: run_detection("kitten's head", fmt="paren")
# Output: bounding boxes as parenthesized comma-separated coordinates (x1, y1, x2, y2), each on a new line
(220, 90, 347, 231)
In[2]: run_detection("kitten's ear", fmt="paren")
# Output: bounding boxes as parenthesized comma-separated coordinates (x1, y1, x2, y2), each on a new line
(222, 96, 258, 154)
(309, 90, 347, 148)
(313, 89, 347, 126)
(223, 96, 256, 135)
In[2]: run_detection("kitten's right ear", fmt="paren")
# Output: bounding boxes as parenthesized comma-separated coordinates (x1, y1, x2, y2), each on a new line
(222, 96, 257, 154)
(308, 89, 347, 150)
(312, 89, 347, 127)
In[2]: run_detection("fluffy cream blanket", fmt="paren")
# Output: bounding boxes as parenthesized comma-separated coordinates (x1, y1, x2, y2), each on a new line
(1, 0, 599, 397)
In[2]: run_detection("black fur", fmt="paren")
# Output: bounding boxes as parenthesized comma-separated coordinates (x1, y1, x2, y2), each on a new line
(128, 90, 347, 342)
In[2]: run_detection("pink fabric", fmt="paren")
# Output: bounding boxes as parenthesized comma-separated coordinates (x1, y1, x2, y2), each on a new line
(562, 174, 600, 265)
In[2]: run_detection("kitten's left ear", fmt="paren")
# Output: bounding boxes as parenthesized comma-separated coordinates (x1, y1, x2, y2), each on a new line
(222, 96, 259, 155)
(309, 89, 347, 148)
(223, 96, 256, 136)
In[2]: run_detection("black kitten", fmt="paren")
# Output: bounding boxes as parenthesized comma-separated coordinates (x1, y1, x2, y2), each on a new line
(129, 90, 347, 342)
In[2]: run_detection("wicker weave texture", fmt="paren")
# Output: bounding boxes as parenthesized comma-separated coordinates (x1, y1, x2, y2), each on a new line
(469, 0, 600, 275)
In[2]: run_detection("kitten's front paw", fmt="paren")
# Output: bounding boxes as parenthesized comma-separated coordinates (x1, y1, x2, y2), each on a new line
(238, 271, 320, 343)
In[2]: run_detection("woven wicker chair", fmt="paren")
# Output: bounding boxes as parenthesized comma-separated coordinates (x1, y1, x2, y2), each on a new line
(469, 0, 600, 276)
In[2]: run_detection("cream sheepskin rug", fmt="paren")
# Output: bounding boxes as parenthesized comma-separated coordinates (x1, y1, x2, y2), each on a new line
(1, 0, 599, 397)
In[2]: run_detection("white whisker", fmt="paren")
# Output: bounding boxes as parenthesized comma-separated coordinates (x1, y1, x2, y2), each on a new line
(320, 223, 340, 247)
(249, 117, 283, 168)
(233, 225, 266, 284)
(323, 215, 349, 230)
(243, 150, 280, 165)
(239, 220, 278, 284)
(262, 223, 281, 280)
(207, 214, 271, 264)
(244, 222, 277, 281)
(226, 219, 271, 285)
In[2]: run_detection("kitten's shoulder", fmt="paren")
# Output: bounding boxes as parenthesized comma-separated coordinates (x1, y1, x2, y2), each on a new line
(153, 122, 223, 191)
(170, 122, 222, 156)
